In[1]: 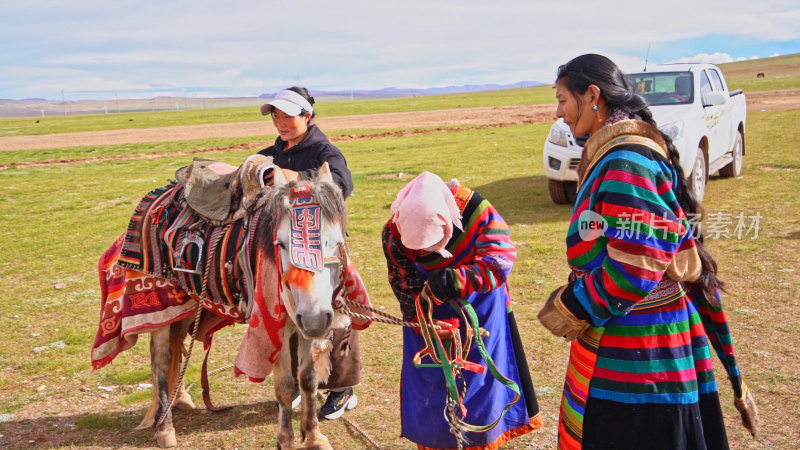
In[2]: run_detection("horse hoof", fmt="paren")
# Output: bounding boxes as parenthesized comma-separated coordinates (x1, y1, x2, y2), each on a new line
(300, 433, 332, 450)
(155, 426, 178, 448)
(174, 391, 196, 410)
(277, 440, 297, 450)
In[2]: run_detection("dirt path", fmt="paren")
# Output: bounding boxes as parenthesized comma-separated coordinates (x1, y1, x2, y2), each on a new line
(0, 89, 797, 168)
(0, 104, 557, 152)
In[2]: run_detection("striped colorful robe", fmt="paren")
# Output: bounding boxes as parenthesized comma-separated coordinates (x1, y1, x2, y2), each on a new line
(382, 182, 542, 450)
(554, 120, 743, 449)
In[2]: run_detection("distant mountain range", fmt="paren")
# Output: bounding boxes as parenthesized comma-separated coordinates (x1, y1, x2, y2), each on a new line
(258, 81, 545, 100)
(0, 81, 546, 118)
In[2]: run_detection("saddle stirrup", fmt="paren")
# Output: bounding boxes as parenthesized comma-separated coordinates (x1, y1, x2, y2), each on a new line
(174, 231, 205, 274)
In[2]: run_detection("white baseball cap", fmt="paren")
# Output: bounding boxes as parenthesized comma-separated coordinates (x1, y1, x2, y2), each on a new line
(260, 89, 314, 117)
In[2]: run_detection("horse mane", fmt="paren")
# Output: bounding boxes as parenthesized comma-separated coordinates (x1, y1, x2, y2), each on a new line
(254, 174, 347, 260)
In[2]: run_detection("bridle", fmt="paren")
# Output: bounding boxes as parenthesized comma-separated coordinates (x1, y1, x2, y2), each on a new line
(274, 180, 347, 313)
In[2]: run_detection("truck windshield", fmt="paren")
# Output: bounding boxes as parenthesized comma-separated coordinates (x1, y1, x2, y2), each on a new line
(630, 71, 694, 106)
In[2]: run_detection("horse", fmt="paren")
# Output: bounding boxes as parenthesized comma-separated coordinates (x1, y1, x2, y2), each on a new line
(92, 160, 357, 448)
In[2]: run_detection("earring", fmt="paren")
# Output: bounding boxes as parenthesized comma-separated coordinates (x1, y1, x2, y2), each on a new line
(593, 105, 603, 123)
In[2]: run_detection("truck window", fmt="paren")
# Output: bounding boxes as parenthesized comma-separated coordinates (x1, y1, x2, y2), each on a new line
(631, 71, 693, 106)
(699, 71, 713, 101)
(708, 69, 726, 92)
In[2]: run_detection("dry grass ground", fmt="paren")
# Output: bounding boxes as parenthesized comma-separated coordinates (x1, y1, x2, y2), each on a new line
(1, 71, 799, 448)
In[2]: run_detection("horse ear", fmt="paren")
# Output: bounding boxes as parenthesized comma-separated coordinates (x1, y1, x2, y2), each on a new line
(273, 165, 288, 187)
(317, 162, 333, 184)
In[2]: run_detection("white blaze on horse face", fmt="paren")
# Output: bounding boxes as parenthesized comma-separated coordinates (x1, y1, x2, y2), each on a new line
(275, 216, 344, 339)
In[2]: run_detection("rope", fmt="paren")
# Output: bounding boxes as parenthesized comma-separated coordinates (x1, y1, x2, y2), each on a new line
(339, 298, 435, 330)
(341, 293, 516, 444)
(156, 304, 203, 427)
(342, 414, 383, 449)
(184, 363, 234, 393)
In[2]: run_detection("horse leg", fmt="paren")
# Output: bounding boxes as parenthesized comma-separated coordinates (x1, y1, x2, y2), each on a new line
(296, 338, 331, 450)
(274, 338, 298, 449)
(153, 323, 181, 447)
(169, 318, 196, 410)
(135, 315, 194, 433)
(136, 320, 186, 447)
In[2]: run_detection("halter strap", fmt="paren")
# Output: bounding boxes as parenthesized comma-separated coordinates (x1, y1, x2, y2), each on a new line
(412, 289, 521, 435)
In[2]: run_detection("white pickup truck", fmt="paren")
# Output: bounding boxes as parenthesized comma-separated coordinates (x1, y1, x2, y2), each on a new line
(543, 62, 746, 204)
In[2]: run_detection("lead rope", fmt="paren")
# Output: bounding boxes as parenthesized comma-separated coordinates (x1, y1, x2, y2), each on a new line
(338, 298, 433, 330)
(155, 302, 203, 427)
(156, 217, 235, 426)
(341, 295, 515, 450)
(342, 411, 383, 449)
(337, 298, 449, 448)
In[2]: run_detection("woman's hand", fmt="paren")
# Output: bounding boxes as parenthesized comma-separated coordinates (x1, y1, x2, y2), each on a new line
(537, 286, 589, 341)
(433, 319, 458, 340)
(426, 268, 457, 301)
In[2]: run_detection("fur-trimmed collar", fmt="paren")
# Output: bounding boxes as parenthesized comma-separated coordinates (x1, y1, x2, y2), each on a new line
(578, 119, 668, 185)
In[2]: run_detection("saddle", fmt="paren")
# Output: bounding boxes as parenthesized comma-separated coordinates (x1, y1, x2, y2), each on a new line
(175, 154, 276, 223)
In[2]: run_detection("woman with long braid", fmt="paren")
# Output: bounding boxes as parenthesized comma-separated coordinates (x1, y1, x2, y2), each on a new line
(537, 54, 758, 449)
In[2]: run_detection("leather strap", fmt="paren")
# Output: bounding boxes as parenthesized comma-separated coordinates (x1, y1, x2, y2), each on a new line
(201, 336, 231, 412)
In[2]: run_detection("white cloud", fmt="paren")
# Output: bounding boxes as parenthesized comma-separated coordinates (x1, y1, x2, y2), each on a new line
(0, 0, 798, 100)
(670, 53, 735, 65)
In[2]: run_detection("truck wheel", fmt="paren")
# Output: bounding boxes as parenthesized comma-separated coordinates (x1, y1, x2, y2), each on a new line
(548, 179, 577, 205)
(689, 147, 707, 202)
(719, 131, 743, 178)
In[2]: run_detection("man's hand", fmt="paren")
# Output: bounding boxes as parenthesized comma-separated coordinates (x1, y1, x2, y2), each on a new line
(262, 167, 300, 186)
(281, 168, 299, 182)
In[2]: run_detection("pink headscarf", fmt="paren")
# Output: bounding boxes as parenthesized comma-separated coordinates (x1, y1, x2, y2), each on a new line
(391, 172, 462, 258)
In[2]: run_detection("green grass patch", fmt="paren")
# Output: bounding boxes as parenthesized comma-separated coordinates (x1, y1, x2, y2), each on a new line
(0, 85, 556, 137)
(719, 53, 800, 91)
(118, 389, 152, 406)
(74, 413, 132, 430)
(0, 106, 798, 448)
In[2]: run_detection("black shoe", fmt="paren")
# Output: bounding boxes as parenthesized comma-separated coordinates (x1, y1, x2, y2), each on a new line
(291, 384, 301, 409)
(318, 387, 357, 420)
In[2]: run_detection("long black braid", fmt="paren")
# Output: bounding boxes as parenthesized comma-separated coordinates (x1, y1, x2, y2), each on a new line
(557, 54, 723, 303)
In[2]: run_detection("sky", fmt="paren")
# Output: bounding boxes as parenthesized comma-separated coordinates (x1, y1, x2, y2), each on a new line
(1, 0, 799, 101)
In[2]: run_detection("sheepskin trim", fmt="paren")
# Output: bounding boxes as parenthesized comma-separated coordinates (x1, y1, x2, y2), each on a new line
(311, 339, 333, 384)
(579, 119, 668, 183)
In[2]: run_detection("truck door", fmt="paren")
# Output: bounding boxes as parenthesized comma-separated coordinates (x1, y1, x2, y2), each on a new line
(699, 69, 725, 165)
(707, 68, 734, 162)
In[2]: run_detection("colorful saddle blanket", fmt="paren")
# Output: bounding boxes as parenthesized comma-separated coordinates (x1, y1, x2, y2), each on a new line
(117, 181, 259, 322)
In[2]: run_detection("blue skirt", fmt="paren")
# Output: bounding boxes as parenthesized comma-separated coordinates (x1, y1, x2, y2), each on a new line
(400, 287, 540, 449)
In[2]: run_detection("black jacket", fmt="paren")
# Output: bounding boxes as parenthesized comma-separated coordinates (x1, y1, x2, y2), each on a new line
(257, 124, 354, 198)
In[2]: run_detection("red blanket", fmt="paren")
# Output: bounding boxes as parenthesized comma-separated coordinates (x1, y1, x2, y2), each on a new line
(92, 234, 373, 381)
(92, 235, 199, 370)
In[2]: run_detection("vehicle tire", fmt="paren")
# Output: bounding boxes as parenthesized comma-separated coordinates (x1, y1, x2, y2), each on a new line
(548, 179, 577, 205)
(719, 130, 743, 178)
(689, 147, 707, 202)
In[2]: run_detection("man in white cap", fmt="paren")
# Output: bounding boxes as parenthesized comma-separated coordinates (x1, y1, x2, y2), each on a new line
(258, 86, 362, 420)
(258, 87, 353, 198)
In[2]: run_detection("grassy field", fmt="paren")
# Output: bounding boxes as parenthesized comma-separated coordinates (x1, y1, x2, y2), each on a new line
(0, 86, 557, 137)
(719, 53, 800, 92)
(1, 53, 797, 138)
(1, 74, 799, 448)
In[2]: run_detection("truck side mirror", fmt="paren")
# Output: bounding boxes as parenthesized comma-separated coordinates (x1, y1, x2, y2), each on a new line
(703, 91, 728, 107)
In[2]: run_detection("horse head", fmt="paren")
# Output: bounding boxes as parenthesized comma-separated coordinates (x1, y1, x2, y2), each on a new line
(265, 163, 347, 340)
